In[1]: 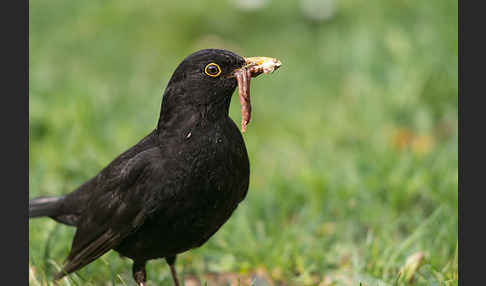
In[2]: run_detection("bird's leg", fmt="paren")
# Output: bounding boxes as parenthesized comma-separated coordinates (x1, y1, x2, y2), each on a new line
(165, 256, 180, 286)
(132, 260, 147, 286)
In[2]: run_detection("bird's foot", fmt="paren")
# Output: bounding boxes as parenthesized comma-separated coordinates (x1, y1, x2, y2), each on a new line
(133, 261, 147, 286)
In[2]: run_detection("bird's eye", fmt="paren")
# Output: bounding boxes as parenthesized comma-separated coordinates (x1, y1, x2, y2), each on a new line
(204, 63, 222, 77)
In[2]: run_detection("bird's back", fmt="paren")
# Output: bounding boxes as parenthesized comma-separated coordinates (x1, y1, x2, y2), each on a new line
(56, 129, 160, 224)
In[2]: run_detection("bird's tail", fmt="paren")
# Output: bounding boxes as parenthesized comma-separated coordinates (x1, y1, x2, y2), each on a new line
(29, 196, 64, 218)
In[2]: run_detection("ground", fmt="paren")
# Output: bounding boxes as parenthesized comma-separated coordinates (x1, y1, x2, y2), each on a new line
(29, 0, 458, 285)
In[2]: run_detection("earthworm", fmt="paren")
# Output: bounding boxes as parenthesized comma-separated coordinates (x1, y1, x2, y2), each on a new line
(235, 68, 252, 133)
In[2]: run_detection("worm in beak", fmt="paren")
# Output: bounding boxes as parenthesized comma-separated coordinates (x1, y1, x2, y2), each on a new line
(233, 57, 282, 133)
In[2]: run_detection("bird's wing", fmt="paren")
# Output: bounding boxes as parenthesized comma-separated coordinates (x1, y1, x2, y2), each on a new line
(54, 147, 163, 280)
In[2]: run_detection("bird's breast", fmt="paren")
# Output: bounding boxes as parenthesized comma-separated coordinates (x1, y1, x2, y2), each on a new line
(173, 119, 249, 224)
(116, 119, 250, 260)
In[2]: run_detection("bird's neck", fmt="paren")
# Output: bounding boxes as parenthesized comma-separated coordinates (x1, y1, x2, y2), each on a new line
(156, 91, 233, 139)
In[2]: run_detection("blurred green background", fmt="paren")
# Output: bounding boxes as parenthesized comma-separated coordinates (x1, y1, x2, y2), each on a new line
(29, 0, 458, 285)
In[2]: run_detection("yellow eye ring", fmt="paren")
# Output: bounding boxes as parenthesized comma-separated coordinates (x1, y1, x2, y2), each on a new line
(204, 63, 222, 77)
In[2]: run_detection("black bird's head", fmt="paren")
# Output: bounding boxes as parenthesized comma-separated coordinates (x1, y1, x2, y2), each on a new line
(165, 49, 246, 103)
(157, 49, 281, 134)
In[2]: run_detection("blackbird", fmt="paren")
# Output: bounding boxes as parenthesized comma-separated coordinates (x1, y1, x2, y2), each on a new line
(29, 49, 281, 286)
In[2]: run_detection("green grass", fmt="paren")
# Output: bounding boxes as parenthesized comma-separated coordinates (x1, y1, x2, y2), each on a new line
(29, 0, 458, 285)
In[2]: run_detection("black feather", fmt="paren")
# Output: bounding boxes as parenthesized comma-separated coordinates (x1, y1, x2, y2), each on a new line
(29, 196, 64, 218)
